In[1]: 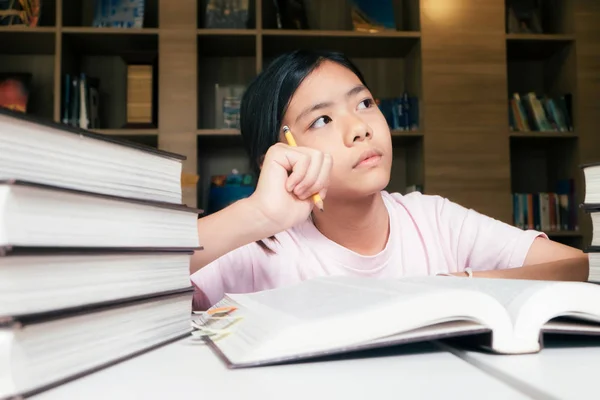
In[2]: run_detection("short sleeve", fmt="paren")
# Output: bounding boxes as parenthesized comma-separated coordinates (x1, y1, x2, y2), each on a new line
(433, 195, 548, 272)
(190, 243, 261, 310)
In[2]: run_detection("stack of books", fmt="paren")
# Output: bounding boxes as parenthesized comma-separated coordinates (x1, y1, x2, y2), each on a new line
(0, 107, 202, 398)
(582, 162, 600, 282)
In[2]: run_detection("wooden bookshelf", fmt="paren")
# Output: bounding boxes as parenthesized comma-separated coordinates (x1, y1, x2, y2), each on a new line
(506, 0, 583, 247)
(195, 0, 423, 211)
(1, 0, 599, 250)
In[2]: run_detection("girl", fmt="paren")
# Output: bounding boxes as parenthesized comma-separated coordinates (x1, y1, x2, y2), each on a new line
(190, 50, 588, 310)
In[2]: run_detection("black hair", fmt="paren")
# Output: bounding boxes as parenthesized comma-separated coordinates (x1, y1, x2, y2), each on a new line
(239, 49, 369, 253)
(240, 49, 369, 176)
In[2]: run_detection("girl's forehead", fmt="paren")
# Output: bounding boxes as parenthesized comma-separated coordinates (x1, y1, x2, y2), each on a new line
(302, 61, 360, 86)
(292, 65, 362, 103)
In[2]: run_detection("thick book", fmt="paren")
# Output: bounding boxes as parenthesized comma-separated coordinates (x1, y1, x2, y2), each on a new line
(0, 248, 195, 319)
(580, 203, 599, 247)
(0, 179, 202, 251)
(195, 275, 600, 368)
(0, 106, 184, 204)
(586, 246, 600, 283)
(0, 289, 194, 399)
(581, 162, 600, 205)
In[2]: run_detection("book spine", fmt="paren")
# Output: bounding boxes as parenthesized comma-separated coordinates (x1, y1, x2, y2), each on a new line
(62, 74, 70, 124)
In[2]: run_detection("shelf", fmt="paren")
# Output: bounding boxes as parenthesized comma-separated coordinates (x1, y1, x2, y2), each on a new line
(509, 131, 576, 139)
(92, 129, 158, 136)
(262, 30, 421, 58)
(197, 29, 256, 35)
(264, 29, 420, 38)
(62, 28, 158, 57)
(391, 130, 423, 145)
(0, 27, 56, 54)
(197, 30, 256, 57)
(506, 34, 575, 61)
(0, 26, 56, 33)
(506, 33, 575, 41)
(547, 231, 582, 237)
(197, 129, 240, 136)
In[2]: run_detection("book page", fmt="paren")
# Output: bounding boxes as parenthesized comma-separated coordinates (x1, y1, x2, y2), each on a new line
(227, 275, 456, 323)
(203, 276, 525, 364)
(201, 278, 449, 364)
(397, 276, 558, 324)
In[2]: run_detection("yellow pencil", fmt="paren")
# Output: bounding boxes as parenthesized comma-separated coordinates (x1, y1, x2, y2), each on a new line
(282, 125, 324, 212)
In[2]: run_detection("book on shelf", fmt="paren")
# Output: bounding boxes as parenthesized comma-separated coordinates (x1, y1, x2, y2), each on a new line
(0, 109, 203, 398)
(512, 182, 578, 232)
(376, 92, 419, 132)
(271, 0, 309, 30)
(194, 275, 600, 368)
(0, 0, 41, 27)
(62, 73, 100, 130)
(92, 0, 145, 28)
(214, 84, 245, 130)
(0, 73, 31, 114)
(506, 0, 542, 34)
(509, 92, 573, 133)
(349, 0, 396, 33)
(204, 0, 250, 29)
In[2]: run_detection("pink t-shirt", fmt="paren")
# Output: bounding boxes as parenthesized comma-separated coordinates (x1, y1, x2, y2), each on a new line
(190, 191, 546, 309)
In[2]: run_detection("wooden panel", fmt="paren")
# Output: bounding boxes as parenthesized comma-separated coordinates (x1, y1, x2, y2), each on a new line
(158, 0, 198, 207)
(420, 0, 511, 222)
(575, 0, 600, 247)
(422, 33, 506, 103)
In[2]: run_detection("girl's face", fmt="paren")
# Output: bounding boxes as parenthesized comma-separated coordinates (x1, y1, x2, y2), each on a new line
(281, 60, 393, 200)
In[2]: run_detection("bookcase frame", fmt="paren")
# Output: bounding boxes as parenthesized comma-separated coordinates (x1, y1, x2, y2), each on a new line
(1, 0, 598, 250)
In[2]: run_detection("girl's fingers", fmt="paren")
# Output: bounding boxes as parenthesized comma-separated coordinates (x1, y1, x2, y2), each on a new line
(284, 151, 310, 192)
(266, 143, 331, 201)
(303, 153, 332, 201)
(294, 150, 324, 199)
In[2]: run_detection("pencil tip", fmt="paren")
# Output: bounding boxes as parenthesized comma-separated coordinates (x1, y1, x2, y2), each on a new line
(315, 200, 324, 212)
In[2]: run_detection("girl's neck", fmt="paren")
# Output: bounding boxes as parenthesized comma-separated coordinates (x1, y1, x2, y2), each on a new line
(310, 192, 390, 256)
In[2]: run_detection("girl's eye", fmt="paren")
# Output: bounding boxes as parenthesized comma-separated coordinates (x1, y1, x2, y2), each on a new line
(310, 115, 332, 129)
(358, 98, 374, 109)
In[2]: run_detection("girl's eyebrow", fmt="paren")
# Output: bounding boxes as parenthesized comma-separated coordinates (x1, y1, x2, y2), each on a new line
(294, 84, 368, 124)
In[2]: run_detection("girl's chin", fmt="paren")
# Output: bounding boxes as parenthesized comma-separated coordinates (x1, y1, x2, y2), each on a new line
(328, 172, 391, 199)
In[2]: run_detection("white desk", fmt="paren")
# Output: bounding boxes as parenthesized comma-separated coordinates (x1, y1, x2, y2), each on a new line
(34, 337, 530, 400)
(445, 336, 600, 400)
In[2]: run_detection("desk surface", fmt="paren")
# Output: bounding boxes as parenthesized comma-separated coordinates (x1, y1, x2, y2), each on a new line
(35, 337, 530, 400)
(447, 336, 600, 400)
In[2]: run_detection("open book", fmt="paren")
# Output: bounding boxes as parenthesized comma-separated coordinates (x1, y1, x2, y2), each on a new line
(195, 275, 600, 367)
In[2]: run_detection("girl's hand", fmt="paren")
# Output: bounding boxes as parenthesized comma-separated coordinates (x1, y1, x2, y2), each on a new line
(247, 142, 333, 234)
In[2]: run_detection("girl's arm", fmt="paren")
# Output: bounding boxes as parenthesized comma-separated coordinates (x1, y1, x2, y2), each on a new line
(190, 197, 274, 274)
(190, 142, 332, 274)
(426, 193, 589, 282)
(453, 237, 589, 281)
